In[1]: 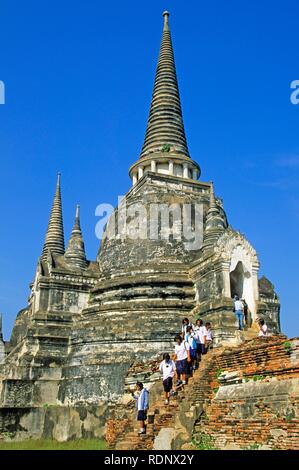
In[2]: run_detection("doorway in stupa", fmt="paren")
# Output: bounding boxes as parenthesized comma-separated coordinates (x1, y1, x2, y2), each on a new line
(230, 261, 252, 327)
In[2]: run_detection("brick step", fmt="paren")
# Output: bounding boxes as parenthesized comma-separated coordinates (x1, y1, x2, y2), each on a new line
(116, 433, 155, 450)
(113, 366, 211, 450)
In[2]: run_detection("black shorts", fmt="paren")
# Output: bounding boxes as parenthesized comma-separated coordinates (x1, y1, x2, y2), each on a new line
(137, 410, 147, 421)
(163, 377, 173, 393)
(176, 358, 188, 375)
(197, 343, 205, 354)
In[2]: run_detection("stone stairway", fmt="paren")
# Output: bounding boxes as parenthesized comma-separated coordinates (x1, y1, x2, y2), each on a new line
(113, 355, 215, 450)
(240, 326, 260, 341)
(114, 393, 179, 450)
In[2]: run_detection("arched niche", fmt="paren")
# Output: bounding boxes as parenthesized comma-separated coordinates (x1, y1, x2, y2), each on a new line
(229, 244, 258, 319)
(230, 261, 246, 299)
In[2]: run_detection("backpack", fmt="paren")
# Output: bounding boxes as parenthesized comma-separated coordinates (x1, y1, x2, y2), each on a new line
(185, 335, 197, 359)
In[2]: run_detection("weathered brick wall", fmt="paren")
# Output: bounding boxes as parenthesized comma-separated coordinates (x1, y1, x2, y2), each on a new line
(212, 335, 299, 379)
(193, 336, 299, 450)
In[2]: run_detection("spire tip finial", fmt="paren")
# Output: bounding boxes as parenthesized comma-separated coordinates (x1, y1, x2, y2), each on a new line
(163, 11, 170, 28)
(75, 204, 80, 219)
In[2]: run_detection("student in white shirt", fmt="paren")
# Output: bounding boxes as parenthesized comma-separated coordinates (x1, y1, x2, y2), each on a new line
(174, 335, 190, 386)
(185, 326, 198, 372)
(205, 322, 214, 351)
(234, 296, 244, 330)
(194, 319, 208, 355)
(133, 382, 149, 435)
(194, 319, 202, 357)
(159, 353, 176, 405)
(181, 317, 194, 339)
(258, 319, 268, 337)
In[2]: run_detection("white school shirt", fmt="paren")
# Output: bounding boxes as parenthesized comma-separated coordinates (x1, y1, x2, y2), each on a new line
(175, 341, 190, 361)
(181, 323, 194, 337)
(206, 329, 213, 341)
(159, 360, 176, 380)
(258, 324, 268, 337)
(186, 333, 196, 349)
(197, 326, 207, 344)
(193, 325, 201, 344)
(234, 300, 244, 312)
(136, 388, 147, 411)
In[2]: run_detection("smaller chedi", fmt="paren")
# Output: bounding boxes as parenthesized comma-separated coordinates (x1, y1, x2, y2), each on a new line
(0, 11, 280, 441)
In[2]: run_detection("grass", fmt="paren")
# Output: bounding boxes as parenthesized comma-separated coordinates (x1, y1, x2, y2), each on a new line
(0, 439, 107, 450)
(244, 373, 275, 383)
(284, 341, 292, 354)
(252, 374, 265, 381)
(192, 433, 217, 450)
(161, 143, 171, 152)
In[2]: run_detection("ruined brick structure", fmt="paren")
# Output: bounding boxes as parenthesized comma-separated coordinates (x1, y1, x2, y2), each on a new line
(107, 336, 299, 451)
(0, 12, 284, 442)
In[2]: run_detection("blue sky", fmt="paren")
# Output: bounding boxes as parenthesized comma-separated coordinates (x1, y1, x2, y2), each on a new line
(0, 0, 298, 339)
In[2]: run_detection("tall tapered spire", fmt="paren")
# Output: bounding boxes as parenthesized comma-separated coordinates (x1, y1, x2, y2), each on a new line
(129, 12, 200, 185)
(140, 11, 190, 159)
(41, 173, 65, 261)
(207, 182, 226, 229)
(65, 205, 87, 269)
